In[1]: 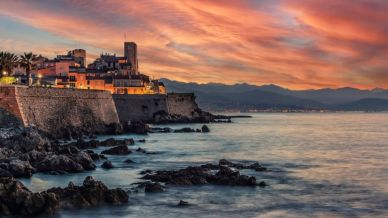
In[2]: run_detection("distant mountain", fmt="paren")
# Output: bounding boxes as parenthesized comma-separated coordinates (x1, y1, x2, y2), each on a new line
(161, 79, 388, 111)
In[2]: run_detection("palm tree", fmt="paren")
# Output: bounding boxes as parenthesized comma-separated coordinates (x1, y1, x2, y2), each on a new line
(20, 52, 36, 86)
(0, 51, 19, 76)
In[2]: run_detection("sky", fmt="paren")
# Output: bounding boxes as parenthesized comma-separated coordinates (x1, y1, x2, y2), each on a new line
(0, 0, 387, 90)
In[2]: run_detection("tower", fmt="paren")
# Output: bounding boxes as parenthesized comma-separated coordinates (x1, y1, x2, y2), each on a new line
(124, 42, 138, 75)
(70, 49, 86, 67)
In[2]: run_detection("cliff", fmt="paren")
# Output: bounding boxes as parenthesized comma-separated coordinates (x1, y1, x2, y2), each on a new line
(0, 86, 120, 136)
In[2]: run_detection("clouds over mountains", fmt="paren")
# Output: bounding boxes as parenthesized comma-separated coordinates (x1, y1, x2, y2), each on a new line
(0, 0, 387, 89)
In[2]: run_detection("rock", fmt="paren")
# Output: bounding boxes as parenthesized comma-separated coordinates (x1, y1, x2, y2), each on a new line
(219, 159, 267, 171)
(124, 159, 135, 163)
(124, 121, 149, 134)
(101, 145, 131, 155)
(258, 181, 268, 187)
(136, 147, 146, 153)
(58, 145, 80, 155)
(101, 161, 114, 169)
(140, 169, 152, 175)
(201, 125, 210, 133)
(8, 159, 34, 178)
(0, 177, 59, 216)
(142, 165, 257, 186)
(0, 168, 12, 177)
(106, 123, 123, 135)
(138, 139, 146, 143)
(70, 139, 100, 149)
(144, 182, 164, 192)
(2, 127, 51, 152)
(100, 138, 134, 147)
(173, 127, 196, 133)
(46, 176, 128, 209)
(74, 151, 96, 170)
(36, 155, 84, 173)
(178, 200, 189, 206)
(148, 127, 172, 133)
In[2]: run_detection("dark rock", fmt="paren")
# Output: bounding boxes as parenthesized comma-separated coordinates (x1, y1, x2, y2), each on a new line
(0, 177, 59, 216)
(7, 159, 34, 178)
(140, 169, 153, 175)
(258, 181, 268, 187)
(136, 147, 146, 153)
(178, 200, 189, 206)
(149, 127, 172, 133)
(201, 125, 210, 133)
(142, 165, 257, 186)
(74, 151, 96, 170)
(124, 159, 135, 163)
(219, 159, 267, 171)
(100, 138, 134, 147)
(101, 145, 131, 155)
(36, 155, 84, 173)
(101, 161, 114, 169)
(0, 168, 12, 177)
(124, 121, 149, 134)
(46, 176, 128, 209)
(144, 182, 163, 192)
(106, 123, 123, 135)
(138, 139, 146, 143)
(173, 127, 196, 133)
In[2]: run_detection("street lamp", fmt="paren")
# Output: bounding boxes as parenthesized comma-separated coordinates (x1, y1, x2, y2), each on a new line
(2, 71, 7, 76)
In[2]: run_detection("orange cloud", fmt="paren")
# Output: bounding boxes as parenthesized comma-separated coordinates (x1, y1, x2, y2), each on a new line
(0, 0, 387, 89)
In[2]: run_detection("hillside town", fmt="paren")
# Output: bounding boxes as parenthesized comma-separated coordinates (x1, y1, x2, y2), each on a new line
(0, 42, 166, 95)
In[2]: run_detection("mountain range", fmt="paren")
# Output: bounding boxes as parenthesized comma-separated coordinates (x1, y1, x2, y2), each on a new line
(161, 79, 388, 111)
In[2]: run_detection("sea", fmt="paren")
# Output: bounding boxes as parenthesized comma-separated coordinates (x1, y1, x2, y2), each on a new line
(20, 113, 388, 218)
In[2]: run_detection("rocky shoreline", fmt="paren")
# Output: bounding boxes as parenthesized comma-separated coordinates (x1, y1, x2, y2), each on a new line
(0, 117, 266, 217)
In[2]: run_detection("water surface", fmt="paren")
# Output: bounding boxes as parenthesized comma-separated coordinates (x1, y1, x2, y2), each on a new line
(21, 113, 388, 217)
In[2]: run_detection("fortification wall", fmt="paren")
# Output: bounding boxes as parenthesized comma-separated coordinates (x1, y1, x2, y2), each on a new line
(0, 86, 24, 127)
(166, 93, 200, 117)
(0, 86, 119, 134)
(113, 94, 168, 122)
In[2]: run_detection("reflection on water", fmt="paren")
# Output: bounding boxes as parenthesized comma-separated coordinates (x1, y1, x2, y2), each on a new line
(21, 113, 388, 217)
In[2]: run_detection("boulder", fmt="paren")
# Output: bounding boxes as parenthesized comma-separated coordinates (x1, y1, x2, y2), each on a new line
(124, 159, 135, 163)
(0, 177, 59, 216)
(74, 151, 96, 170)
(178, 200, 189, 206)
(101, 161, 114, 169)
(46, 176, 128, 209)
(101, 145, 131, 155)
(36, 155, 84, 173)
(201, 125, 210, 133)
(7, 159, 34, 178)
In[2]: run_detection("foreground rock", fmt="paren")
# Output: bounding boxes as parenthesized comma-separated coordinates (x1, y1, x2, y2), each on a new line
(101, 145, 131, 155)
(0, 177, 58, 216)
(141, 159, 267, 187)
(47, 176, 128, 209)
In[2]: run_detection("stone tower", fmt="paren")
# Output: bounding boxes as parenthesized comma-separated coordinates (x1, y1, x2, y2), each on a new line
(124, 42, 138, 75)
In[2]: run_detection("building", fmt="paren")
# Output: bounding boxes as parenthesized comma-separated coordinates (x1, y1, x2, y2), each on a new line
(124, 42, 138, 75)
(69, 49, 86, 67)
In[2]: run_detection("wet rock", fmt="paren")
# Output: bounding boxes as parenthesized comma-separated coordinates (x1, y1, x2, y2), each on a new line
(36, 155, 84, 173)
(7, 159, 34, 178)
(173, 127, 196, 133)
(124, 159, 135, 163)
(140, 169, 153, 175)
(124, 121, 149, 134)
(148, 127, 172, 133)
(0, 168, 12, 177)
(138, 139, 146, 143)
(258, 181, 268, 187)
(100, 138, 135, 147)
(136, 147, 147, 153)
(69, 139, 100, 149)
(101, 161, 114, 169)
(0, 177, 59, 216)
(74, 151, 96, 170)
(201, 125, 210, 133)
(101, 145, 131, 155)
(46, 176, 128, 209)
(178, 200, 189, 206)
(106, 123, 123, 135)
(219, 159, 267, 171)
(2, 127, 52, 152)
(144, 182, 164, 192)
(142, 165, 258, 186)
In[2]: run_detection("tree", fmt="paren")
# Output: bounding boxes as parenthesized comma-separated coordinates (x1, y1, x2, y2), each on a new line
(20, 52, 36, 86)
(0, 51, 19, 76)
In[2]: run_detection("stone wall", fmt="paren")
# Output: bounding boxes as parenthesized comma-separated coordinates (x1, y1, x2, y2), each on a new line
(0, 86, 24, 127)
(0, 86, 119, 134)
(113, 94, 168, 122)
(167, 93, 200, 117)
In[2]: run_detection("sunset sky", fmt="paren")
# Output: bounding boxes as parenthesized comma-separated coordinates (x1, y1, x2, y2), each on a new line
(0, 0, 387, 89)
